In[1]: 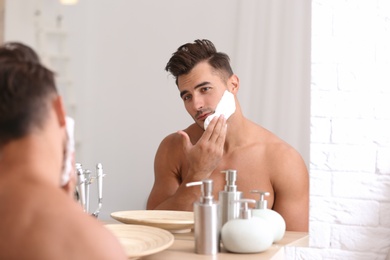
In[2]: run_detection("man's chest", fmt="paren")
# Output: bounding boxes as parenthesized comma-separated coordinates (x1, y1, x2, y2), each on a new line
(182, 150, 276, 207)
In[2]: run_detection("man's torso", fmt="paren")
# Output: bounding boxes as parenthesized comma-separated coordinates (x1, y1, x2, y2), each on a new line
(172, 121, 293, 208)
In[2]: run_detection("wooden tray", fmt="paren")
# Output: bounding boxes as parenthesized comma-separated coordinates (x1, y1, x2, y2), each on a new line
(105, 224, 174, 259)
(110, 210, 194, 233)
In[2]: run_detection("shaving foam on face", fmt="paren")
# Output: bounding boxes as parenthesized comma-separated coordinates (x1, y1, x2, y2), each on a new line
(204, 90, 236, 130)
(61, 116, 75, 186)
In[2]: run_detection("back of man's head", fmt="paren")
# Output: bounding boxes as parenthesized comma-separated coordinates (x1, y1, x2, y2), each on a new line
(0, 42, 57, 147)
(0, 42, 41, 64)
(165, 39, 234, 85)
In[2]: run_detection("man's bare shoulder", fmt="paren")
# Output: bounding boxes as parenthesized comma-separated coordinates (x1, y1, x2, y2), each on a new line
(0, 182, 126, 259)
(250, 123, 300, 153)
(156, 132, 184, 163)
(158, 123, 202, 149)
(248, 122, 307, 171)
(159, 131, 182, 147)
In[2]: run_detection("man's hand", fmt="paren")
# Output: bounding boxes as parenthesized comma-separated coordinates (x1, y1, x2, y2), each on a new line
(177, 115, 227, 181)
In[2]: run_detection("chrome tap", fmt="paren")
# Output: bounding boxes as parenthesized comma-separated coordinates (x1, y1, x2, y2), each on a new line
(75, 163, 86, 212)
(84, 169, 92, 213)
(92, 163, 105, 218)
(75, 163, 105, 218)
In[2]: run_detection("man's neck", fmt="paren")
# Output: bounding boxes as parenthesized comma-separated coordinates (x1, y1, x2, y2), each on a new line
(0, 135, 61, 186)
(223, 111, 251, 152)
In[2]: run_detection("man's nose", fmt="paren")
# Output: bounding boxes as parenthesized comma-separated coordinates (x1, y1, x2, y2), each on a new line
(192, 95, 204, 111)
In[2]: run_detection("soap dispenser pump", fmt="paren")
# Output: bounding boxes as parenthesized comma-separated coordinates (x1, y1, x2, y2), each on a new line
(221, 199, 273, 253)
(250, 190, 286, 242)
(219, 169, 243, 227)
(186, 179, 220, 255)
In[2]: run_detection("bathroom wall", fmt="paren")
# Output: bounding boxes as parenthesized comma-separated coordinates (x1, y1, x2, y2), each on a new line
(0, 0, 4, 43)
(286, 0, 390, 259)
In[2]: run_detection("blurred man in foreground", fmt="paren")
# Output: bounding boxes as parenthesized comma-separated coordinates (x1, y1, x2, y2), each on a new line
(0, 42, 127, 259)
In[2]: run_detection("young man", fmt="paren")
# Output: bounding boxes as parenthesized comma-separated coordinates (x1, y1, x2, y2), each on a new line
(147, 39, 309, 232)
(0, 42, 127, 259)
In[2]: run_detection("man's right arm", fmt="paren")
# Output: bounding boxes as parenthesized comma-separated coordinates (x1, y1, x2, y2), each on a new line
(146, 133, 200, 211)
(147, 116, 227, 211)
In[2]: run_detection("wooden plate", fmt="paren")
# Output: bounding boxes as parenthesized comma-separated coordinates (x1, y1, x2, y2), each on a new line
(110, 210, 194, 233)
(105, 224, 174, 259)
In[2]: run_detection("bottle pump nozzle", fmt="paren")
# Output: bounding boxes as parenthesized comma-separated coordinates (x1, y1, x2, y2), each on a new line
(221, 169, 238, 192)
(250, 190, 270, 209)
(186, 179, 214, 204)
(234, 199, 256, 219)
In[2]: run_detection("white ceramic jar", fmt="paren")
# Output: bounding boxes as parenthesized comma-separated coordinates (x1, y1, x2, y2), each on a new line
(221, 199, 273, 253)
(250, 190, 286, 242)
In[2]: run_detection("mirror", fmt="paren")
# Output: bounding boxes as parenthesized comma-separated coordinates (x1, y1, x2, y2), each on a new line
(2, 0, 310, 221)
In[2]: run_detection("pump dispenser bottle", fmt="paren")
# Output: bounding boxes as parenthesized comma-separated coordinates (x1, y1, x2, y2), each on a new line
(186, 179, 220, 255)
(250, 190, 286, 242)
(221, 199, 273, 253)
(219, 169, 243, 227)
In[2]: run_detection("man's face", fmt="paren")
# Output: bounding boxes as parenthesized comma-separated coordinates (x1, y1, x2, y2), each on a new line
(177, 62, 227, 129)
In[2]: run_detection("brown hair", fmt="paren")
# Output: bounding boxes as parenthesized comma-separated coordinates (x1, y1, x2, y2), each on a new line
(165, 39, 234, 85)
(0, 42, 57, 147)
(0, 42, 40, 64)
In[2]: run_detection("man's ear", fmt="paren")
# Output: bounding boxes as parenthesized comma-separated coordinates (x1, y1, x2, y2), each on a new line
(52, 95, 66, 127)
(229, 74, 240, 94)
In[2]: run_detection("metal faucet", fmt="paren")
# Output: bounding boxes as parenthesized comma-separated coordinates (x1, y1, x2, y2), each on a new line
(75, 163, 105, 218)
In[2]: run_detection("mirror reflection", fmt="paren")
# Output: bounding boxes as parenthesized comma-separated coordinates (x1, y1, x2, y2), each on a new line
(2, 0, 310, 228)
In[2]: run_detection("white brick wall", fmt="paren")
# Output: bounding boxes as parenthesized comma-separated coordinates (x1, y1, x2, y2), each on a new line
(289, 0, 390, 259)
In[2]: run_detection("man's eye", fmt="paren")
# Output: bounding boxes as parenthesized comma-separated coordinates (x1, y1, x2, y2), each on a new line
(201, 87, 211, 92)
(183, 95, 191, 101)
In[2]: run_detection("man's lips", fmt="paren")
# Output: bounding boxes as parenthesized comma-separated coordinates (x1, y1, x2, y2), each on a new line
(197, 112, 213, 121)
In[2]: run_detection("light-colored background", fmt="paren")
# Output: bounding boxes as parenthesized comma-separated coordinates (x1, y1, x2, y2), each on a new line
(3, 0, 390, 259)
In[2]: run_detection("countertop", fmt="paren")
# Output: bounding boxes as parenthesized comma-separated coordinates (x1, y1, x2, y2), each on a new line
(142, 231, 309, 260)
